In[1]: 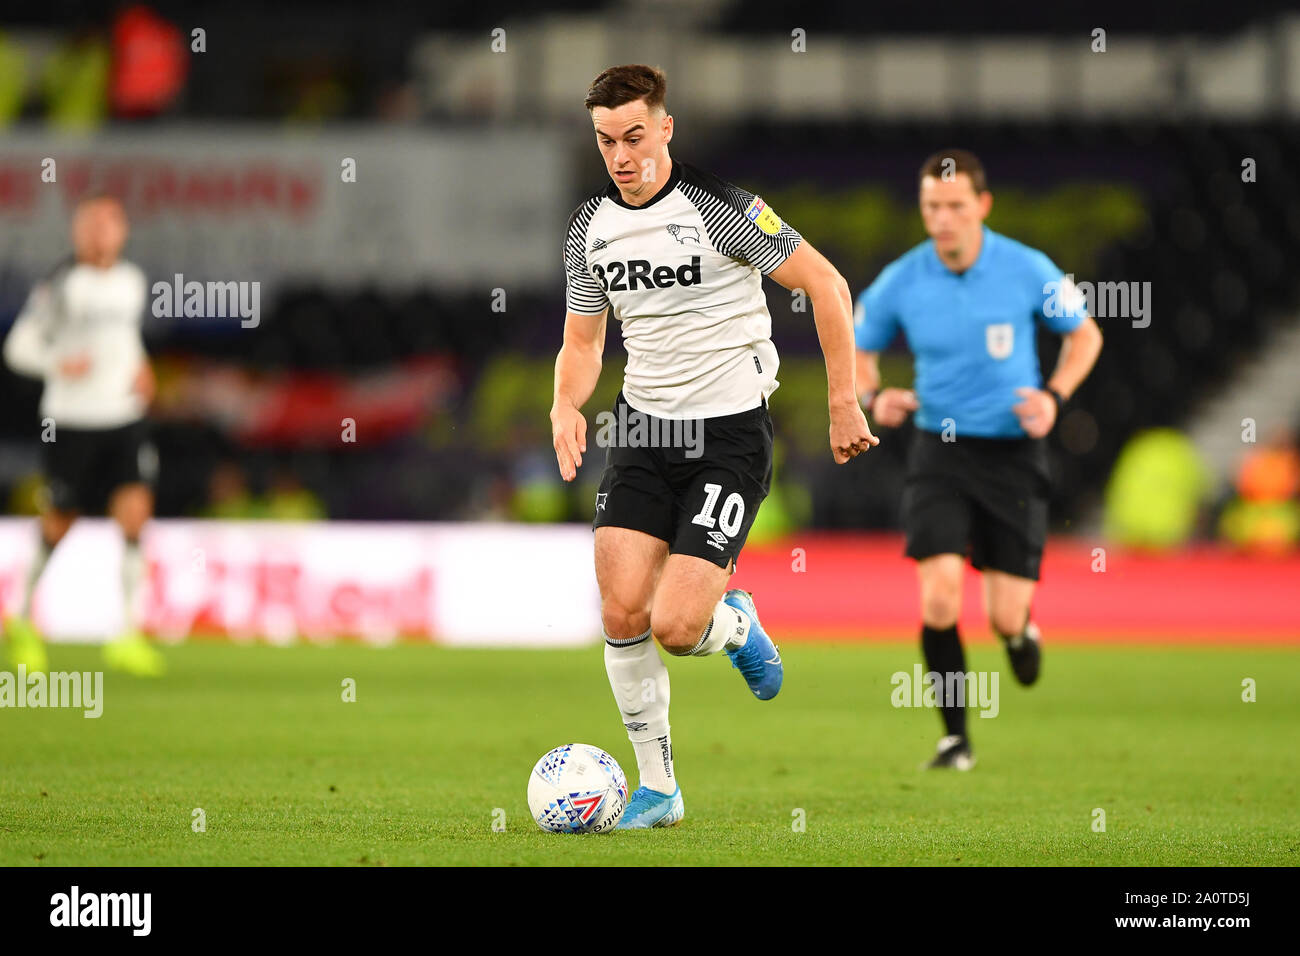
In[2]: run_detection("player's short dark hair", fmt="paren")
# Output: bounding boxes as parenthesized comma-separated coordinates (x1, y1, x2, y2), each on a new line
(919, 149, 988, 194)
(584, 64, 668, 113)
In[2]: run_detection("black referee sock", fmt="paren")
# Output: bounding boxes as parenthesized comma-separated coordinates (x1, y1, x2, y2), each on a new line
(921, 624, 967, 740)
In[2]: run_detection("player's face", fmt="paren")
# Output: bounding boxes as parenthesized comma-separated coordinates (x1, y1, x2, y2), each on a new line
(919, 174, 991, 259)
(72, 199, 129, 267)
(591, 100, 673, 202)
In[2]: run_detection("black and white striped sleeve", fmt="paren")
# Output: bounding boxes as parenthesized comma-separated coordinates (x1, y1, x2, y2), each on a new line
(678, 167, 802, 274)
(563, 197, 609, 316)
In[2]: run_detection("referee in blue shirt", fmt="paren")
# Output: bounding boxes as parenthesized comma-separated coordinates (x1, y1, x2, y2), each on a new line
(855, 150, 1103, 770)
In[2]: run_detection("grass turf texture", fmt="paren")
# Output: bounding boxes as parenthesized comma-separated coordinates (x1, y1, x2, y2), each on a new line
(1, 642, 1297, 866)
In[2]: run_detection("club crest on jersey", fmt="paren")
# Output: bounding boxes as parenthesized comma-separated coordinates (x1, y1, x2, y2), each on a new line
(744, 196, 784, 236)
(666, 223, 700, 244)
(985, 323, 1014, 360)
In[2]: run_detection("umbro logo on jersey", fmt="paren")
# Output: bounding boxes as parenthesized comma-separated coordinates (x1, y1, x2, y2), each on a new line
(666, 223, 700, 244)
(705, 530, 729, 551)
(590, 237, 609, 251)
(592, 256, 701, 292)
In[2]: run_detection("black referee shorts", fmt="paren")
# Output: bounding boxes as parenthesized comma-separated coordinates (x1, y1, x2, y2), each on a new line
(901, 427, 1050, 581)
(592, 392, 773, 570)
(42, 419, 157, 514)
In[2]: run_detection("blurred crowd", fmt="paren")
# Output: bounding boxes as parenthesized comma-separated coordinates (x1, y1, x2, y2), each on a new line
(0, 6, 188, 127)
(1105, 425, 1300, 554)
(2, 4, 1299, 552)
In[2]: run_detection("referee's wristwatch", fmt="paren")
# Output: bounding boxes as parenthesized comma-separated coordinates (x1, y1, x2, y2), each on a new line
(1047, 386, 1067, 415)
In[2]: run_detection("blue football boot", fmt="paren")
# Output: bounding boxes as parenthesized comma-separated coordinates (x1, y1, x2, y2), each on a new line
(616, 786, 685, 829)
(723, 589, 783, 700)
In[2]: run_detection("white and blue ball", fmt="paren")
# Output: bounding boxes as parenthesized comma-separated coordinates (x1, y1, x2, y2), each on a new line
(528, 744, 628, 834)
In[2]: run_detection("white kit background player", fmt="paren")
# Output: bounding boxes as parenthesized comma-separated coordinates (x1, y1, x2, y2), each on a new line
(550, 65, 877, 828)
(3, 194, 165, 677)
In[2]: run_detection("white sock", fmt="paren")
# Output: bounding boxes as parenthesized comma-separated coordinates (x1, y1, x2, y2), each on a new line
(688, 600, 750, 656)
(605, 629, 674, 794)
(122, 538, 145, 633)
(18, 534, 54, 620)
(632, 735, 674, 796)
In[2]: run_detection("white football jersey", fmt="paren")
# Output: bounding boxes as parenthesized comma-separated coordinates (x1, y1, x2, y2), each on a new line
(3, 259, 149, 429)
(565, 161, 801, 419)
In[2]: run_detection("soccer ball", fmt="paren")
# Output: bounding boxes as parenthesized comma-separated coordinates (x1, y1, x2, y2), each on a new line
(527, 743, 628, 834)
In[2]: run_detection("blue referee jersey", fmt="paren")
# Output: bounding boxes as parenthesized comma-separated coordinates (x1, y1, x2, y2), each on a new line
(854, 226, 1087, 439)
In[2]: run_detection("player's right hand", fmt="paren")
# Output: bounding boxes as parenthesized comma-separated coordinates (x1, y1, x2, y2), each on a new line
(550, 402, 587, 482)
(57, 353, 93, 379)
(871, 388, 918, 427)
(830, 401, 879, 464)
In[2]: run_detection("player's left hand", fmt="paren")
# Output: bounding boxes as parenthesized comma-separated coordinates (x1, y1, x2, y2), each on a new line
(1012, 387, 1057, 438)
(830, 399, 880, 464)
(132, 362, 156, 405)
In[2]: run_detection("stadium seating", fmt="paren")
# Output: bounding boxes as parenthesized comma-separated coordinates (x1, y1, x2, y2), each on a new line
(2, 121, 1295, 528)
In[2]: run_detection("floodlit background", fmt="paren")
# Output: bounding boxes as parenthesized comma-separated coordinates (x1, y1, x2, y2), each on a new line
(1, 2, 1298, 644)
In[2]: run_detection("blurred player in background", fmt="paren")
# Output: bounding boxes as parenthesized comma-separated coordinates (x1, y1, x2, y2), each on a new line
(855, 150, 1103, 770)
(552, 65, 876, 827)
(2, 194, 164, 677)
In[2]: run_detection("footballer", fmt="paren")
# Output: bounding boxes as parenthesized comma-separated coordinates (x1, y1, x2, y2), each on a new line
(855, 150, 1103, 769)
(550, 65, 877, 826)
(2, 194, 165, 677)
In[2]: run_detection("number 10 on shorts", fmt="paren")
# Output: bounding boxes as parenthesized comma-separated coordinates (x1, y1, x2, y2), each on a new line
(691, 482, 745, 537)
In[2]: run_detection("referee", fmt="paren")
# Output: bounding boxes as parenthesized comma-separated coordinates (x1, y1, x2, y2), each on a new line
(855, 150, 1103, 770)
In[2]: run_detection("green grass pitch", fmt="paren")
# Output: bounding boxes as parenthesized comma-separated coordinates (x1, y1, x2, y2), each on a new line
(1, 641, 1296, 866)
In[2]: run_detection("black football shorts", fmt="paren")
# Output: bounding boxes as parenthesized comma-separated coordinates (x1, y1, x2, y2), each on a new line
(901, 427, 1050, 580)
(591, 391, 773, 570)
(41, 419, 157, 514)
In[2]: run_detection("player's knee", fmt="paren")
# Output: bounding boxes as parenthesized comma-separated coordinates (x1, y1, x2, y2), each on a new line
(39, 510, 74, 547)
(921, 589, 961, 629)
(116, 513, 148, 540)
(649, 609, 706, 657)
(601, 597, 650, 642)
(110, 485, 152, 536)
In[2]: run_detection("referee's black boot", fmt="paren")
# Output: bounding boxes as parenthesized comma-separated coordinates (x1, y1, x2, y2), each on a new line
(925, 734, 975, 771)
(1001, 621, 1042, 686)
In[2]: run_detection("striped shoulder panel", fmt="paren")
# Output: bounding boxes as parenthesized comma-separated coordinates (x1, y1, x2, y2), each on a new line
(41, 254, 77, 286)
(674, 163, 801, 274)
(33, 254, 78, 331)
(563, 189, 610, 315)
